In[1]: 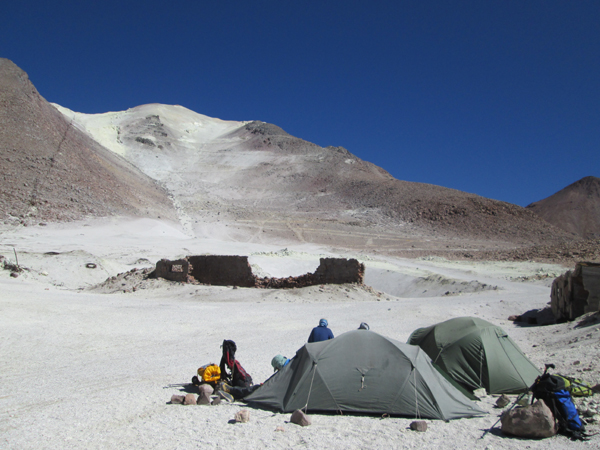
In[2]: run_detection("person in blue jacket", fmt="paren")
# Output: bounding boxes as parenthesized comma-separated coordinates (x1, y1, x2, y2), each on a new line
(308, 318, 334, 343)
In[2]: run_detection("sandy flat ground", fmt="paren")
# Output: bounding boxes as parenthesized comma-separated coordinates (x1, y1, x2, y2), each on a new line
(1, 219, 599, 450)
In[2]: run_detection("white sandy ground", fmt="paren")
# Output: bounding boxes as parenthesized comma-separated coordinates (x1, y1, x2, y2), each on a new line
(1, 218, 599, 450)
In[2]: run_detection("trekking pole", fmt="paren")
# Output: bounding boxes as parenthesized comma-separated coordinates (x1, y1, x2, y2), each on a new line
(543, 363, 555, 375)
(480, 390, 529, 440)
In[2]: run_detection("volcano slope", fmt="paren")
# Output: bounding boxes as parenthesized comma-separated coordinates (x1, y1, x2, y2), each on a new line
(53, 102, 574, 258)
(0, 58, 176, 225)
(1, 58, 587, 261)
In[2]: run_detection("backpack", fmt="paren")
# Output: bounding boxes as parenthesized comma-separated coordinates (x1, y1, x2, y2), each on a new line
(197, 363, 221, 383)
(531, 373, 587, 440)
(219, 339, 253, 387)
(556, 375, 594, 397)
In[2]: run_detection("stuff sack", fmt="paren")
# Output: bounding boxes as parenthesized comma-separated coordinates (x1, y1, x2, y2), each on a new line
(197, 363, 221, 383)
(531, 374, 585, 438)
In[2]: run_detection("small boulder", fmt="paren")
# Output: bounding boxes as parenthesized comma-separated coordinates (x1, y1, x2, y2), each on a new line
(409, 421, 427, 432)
(275, 426, 285, 432)
(496, 394, 511, 408)
(211, 397, 222, 406)
(183, 393, 197, 405)
(170, 394, 185, 404)
(235, 410, 250, 423)
(290, 409, 311, 427)
(197, 384, 213, 405)
(501, 400, 557, 439)
(199, 384, 214, 395)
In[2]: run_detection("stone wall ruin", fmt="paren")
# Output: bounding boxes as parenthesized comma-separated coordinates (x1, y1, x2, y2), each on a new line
(151, 255, 364, 288)
(551, 262, 600, 321)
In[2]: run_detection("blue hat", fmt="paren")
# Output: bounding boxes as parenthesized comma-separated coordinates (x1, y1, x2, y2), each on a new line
(271, 354, 287, 371)
(319, 318, 328, 327)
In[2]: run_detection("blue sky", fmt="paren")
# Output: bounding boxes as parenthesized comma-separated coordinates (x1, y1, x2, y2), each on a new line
(3, 1, 598, 206)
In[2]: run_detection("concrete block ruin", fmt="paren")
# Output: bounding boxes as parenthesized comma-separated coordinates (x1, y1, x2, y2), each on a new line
(551, 262, 600, 321)
(151, 256, 364, 288)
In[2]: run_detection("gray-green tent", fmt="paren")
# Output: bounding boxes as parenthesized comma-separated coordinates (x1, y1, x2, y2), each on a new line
(408, 317, 541, 395)
(246, 330, 486, 420)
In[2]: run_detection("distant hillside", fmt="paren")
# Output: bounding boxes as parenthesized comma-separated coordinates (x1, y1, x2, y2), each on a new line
(527, 176, 600, 239)
(1, 59, 576, 253)
(0, 58, 177, 224)
(55, 102, 573, 249)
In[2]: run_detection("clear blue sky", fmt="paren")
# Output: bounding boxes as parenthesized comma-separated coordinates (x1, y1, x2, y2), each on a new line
(3, 1, 598, 206)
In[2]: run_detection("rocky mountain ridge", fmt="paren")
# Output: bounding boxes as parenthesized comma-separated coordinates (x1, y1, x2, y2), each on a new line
(2, 58, 594, 261)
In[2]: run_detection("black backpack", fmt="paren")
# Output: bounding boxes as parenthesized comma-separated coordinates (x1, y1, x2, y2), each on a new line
(530, 372, 590, 441)
(219, 339, 253, 387)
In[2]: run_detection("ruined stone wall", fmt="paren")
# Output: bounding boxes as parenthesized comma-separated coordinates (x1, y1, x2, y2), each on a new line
(153, 258, 190, 282)
(187, 255, 255, 287)
(313, 257, 364, 284)
(153, 256, 364, 289)
(551, 262, 600, 321)
(255, 258, 364, 288)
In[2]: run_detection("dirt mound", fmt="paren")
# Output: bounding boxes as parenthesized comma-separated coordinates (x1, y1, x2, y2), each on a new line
(527, 176, 600, 239)
(0, 58, 176, 225)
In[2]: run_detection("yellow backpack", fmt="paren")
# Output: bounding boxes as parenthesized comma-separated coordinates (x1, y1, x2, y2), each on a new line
(197, 363, 221, 383)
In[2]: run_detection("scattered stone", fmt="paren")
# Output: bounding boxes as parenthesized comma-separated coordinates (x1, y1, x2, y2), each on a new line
(573, 360, 581, 365)
(235, 410, 250, 423)
(10, 272, 19, 278)
(501, 400, 557, 439)
(495, 394, 511, 408)
(170, 394, 185, 404)
(508, 315, 519, 321)
(275, 426, 285, 432)
(198, 383, 214, 403)
(197, 387, 212, 405)
(473, 388, 487, 399)
(290, 409, 311, 426)
(211, 397, 222, 406)
(183, 393, 197, 405)
(410, 421, 428, 432)
(517, 394, 531, 406)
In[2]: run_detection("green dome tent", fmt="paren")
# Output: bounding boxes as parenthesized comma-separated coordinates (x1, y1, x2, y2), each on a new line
(245, 330, 486, 420)
(407, 317, 541, 395)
